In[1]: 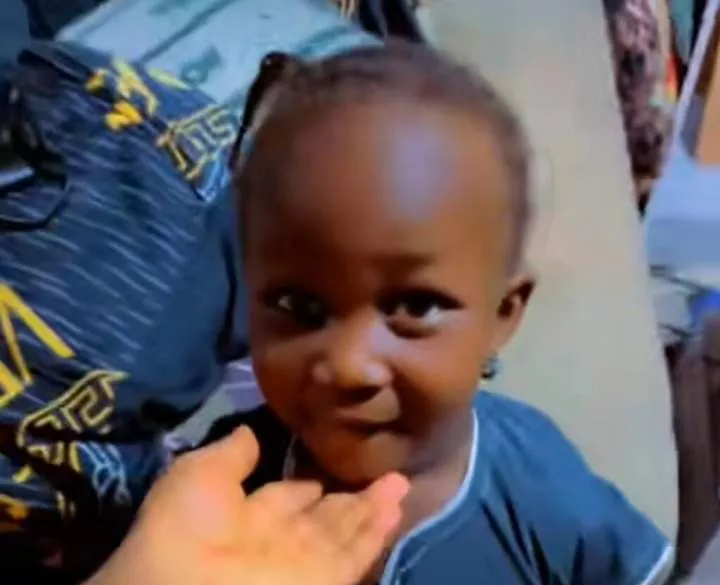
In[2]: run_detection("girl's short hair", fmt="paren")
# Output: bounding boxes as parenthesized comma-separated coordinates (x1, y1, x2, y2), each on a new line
(233, 41, 531, 264)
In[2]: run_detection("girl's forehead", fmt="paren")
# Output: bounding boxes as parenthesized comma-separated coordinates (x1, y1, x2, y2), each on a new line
(255, 101, 513, 237)
(269, 102, 504, 197)
(241, 100, 518, 280)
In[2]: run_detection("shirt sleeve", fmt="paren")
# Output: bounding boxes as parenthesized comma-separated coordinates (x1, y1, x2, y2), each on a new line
(486, 395, 674, 585)
(563, 477, 674, 585)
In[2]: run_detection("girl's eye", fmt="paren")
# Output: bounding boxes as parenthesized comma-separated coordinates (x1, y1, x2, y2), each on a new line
(263, 288, 329, 330)
(380, 289, 461, 336)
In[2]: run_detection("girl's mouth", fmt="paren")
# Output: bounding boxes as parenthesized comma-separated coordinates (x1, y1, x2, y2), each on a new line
(333, 409, 400, 431)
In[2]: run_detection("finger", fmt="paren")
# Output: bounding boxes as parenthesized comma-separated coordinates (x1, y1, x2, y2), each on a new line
(248, 480, 324, 521)
(325, 475, 409, 584)
(363, 472, 410, 517)
(187, 425, 260, 482)
(332, 503, 403, 585)
(307, 493, 371, 548)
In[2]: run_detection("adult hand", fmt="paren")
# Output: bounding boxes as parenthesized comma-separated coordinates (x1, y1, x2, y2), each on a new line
(87, 426, 408, 585)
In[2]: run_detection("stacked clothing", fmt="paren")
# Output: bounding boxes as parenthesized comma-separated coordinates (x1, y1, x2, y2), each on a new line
(22, 0, 106, 38)
(604, 0, 674, 208)
(330, 0, 425, 40)
(0, 1, 411, 580)
(0, 42, 246, 581)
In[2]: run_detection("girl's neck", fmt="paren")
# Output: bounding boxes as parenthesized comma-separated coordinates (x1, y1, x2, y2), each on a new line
(292, 410, 476, 540)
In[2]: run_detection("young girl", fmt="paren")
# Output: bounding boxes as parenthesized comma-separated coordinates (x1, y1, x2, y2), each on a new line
(208, 41, 673, 585)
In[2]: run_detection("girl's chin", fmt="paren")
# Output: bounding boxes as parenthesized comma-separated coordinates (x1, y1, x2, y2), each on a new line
(301, 427, 410, 486)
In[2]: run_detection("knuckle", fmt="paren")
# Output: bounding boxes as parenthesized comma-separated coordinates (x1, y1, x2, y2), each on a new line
(169, 450, 204, 475)
(254, 481, 289, 503)
(291, 515, 323, 546)
(337, 495, 369, 519)
(321, 492, 360, 512)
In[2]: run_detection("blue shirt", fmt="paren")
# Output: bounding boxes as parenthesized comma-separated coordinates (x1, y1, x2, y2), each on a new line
(204, 390, 672, 585)
(0, 41, 246, 578)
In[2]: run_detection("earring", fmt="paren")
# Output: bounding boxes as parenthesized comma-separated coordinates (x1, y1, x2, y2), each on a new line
(482, 354, 500, 380)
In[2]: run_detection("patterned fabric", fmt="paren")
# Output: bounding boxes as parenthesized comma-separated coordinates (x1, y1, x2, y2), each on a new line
(329, 0, 422, 16)
(0, 2, 30, 66)
(668, 0, 697, 63)
(22, 0, 106, 38)
(330, 0, 361, 19)
(0, 41, 245, 581)
(328, 0, 424, 42)
(58, 0, 377, 112)
(605, 0, 673, 207)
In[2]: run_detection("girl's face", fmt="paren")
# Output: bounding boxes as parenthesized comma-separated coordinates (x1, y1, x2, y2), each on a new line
(244, 100, 532, 485)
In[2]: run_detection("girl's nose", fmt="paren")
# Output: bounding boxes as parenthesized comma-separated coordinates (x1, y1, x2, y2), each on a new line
(311, 316, 393, 391)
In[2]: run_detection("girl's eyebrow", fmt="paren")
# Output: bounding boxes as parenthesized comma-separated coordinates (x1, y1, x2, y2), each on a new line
(370, 252, 435, 270)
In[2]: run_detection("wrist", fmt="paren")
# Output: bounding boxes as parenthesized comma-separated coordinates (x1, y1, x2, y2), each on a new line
(82, 563, 116, 585)
(81, 547, 129, 585)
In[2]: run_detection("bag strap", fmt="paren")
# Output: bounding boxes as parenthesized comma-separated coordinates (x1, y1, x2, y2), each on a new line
(0, 82, 35, 193)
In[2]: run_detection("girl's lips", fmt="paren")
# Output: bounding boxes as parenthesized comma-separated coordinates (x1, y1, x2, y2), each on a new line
(333, 408, 399, 430)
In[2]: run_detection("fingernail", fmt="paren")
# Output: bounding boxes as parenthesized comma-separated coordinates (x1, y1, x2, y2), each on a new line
(234, 425, 251, 438)
(387, 473, 411, 499)
(372, 472, 410, 503)
(377, 507, 402, 535)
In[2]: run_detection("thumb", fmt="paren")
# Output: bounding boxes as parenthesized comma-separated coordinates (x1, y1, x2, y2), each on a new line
(195, 425, 260, 483)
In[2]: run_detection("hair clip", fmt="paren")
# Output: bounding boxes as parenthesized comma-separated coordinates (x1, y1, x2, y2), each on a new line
(230, 52, 303, 169)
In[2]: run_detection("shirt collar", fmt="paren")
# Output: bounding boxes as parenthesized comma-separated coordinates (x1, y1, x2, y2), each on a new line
(281, 412, 481, 585)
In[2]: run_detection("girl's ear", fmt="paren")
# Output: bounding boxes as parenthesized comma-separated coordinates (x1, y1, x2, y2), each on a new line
(229, 52, 306, 170)
(492, 273, 536, 350)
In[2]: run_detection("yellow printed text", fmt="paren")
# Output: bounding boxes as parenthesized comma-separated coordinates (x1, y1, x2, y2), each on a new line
(0, 285, 75, 408)
(86, 58, 160, 131)
(157, 104, 236, 181)
(13, 370, 125, 483)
